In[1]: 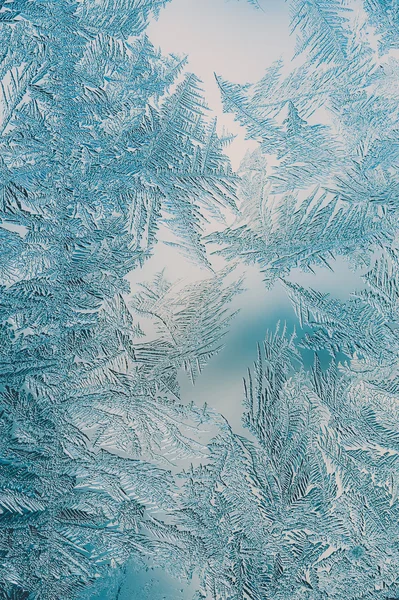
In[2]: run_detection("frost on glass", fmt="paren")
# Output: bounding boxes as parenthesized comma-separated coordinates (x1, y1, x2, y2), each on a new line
(1, 0, 399, 599)
(183, 0, 399, 598)
(0, 1, 239, 597)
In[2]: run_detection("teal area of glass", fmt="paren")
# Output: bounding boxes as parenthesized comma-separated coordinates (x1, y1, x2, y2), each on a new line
(89, 564, 199, 600)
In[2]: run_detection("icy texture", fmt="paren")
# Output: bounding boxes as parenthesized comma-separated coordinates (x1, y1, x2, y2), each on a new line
(210, 1, 399, 284)
(363, 0, 399, 53)
(181, 319, 399, 599)
(0, 1, 239, 597)
(1, 0, 399, 599)
(181, 0, 399, 598)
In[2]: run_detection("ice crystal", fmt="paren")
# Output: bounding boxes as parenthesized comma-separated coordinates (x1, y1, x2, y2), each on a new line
(0, 1, 238, 597)
(182, 0, 399, 598)
(2, 0, 399, 598)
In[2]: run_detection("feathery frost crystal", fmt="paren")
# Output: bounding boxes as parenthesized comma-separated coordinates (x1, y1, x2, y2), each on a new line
(1, 0, 399, 598)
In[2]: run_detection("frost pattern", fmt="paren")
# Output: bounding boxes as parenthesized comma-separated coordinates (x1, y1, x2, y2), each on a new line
(0, 1, 239, 597)
(180, 317, 399, 599)
(181, 0, 399, 598)
(1, 0, 399, 599)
